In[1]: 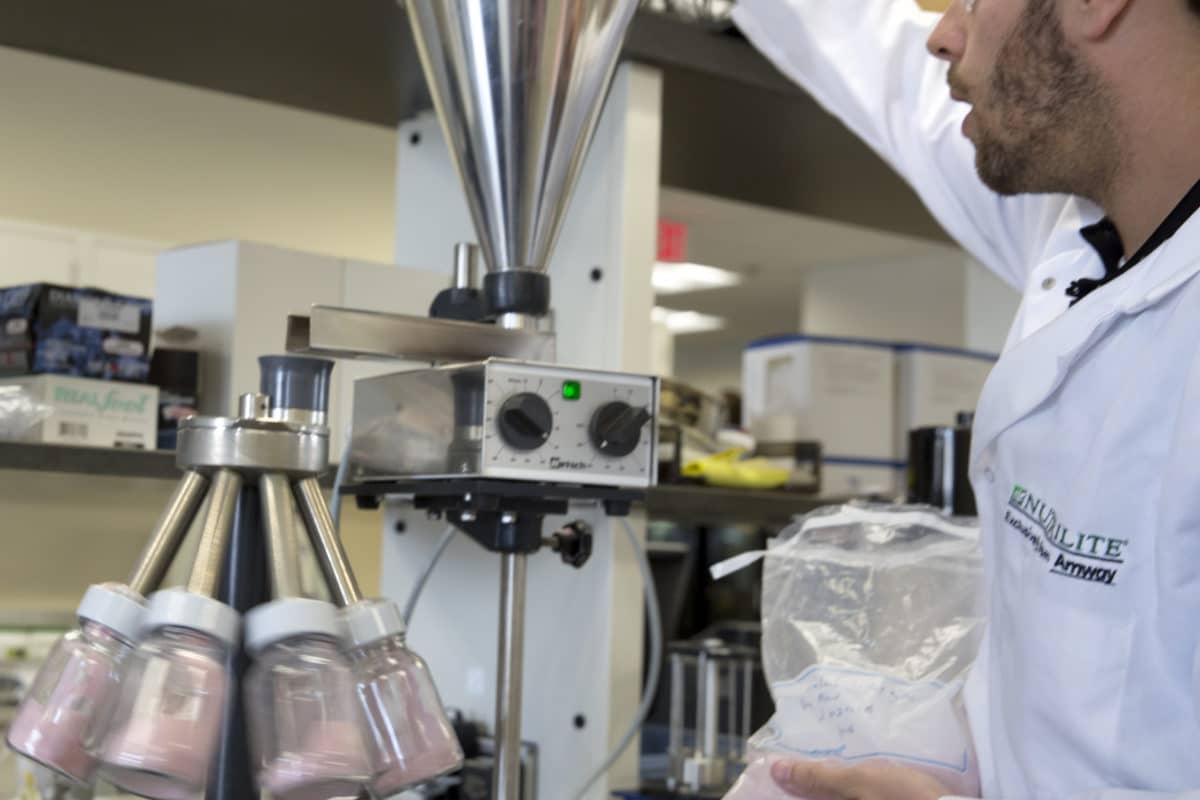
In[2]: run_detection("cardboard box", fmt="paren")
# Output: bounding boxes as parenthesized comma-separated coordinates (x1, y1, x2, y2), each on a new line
(0, 283, 153, 381)
(744, 334, 898, 457)
(894, 345, 995, 461)
(3, 375, 158, 449)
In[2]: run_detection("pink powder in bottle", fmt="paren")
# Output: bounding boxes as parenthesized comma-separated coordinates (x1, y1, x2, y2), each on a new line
(6, 615, 137, 785)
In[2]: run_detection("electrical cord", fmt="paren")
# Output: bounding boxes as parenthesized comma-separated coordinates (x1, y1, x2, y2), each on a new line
(330, 428, 353, 530)
(329, 425, 458, 627)
(572, 516, 663, 800)
(402, 525, 459, 626)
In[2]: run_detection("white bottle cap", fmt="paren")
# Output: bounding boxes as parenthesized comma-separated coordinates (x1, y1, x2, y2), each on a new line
(341, 598, 405, 649)
(245, 598, 341, 656)
(76, 583, 146, 644)
(142, 588, 240, 647)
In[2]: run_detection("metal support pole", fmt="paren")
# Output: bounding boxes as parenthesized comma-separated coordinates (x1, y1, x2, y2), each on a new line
(259, 474, 302, 599)
(186, 469, 243, 597)
(741, 660, 753, 754)
(702, 656, 719, 760)
(668, 652, 685, 758)
(726, 660, 738, 758)
(493, 553, 527, 800)
(293, 477, 363, 607)
(206, 482, 268, 800)
(127, 470, 210, 596)
(694, 651, 708, 761)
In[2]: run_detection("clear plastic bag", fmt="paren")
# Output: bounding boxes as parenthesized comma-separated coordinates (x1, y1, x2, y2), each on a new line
(0, 386, 51, 441)
(715, 504, 986, 799)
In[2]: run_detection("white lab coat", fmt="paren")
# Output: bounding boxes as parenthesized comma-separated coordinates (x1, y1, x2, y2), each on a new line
(731, 1, 1200, 799)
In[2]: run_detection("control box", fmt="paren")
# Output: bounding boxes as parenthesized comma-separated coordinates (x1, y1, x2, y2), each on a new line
(348, 359, 659, 489)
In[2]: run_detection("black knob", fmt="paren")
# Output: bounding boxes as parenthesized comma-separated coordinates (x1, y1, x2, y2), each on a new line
(546, 521, 594, 569)
(497, 393, 553, 451)
(589, 401, 652, 457)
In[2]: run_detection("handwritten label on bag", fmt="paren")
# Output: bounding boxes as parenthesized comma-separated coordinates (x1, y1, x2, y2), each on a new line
(758, 666, 971, 774)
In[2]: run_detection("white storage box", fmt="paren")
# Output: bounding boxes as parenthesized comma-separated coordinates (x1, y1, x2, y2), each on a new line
(743, 334, 897, 457)
(894, 344, 995, 461)
(154, 241, 448, 457)
(3, 374, 157, 449)
(822, 460, 905, 498)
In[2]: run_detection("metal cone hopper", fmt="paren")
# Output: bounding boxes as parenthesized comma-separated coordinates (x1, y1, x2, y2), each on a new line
(406, 0, 639, 325)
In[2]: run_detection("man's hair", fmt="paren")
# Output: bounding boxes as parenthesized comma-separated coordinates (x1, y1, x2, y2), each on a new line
(1193, 0, 1200, 15)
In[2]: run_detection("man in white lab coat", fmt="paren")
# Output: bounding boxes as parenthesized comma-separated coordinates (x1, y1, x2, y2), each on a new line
(731, 0, 1200, 798)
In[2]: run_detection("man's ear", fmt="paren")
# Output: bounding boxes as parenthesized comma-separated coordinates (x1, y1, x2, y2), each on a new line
(1061, 0, 1133, 41)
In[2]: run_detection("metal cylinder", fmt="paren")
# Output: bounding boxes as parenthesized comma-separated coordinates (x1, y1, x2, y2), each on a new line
(702, 656, 719, 759)
(185, 469, 243, 598)
(741, 659, 753, 749)
(238, 392, 269, 420)
(497, 312, 539, 331)
(292, 477, 363, 606)
(453, 242, 480, 290)
(127, 470, 210, 596)
(259, 355, 334, 427)
(668, 652, 685, 757)
(493, 553, 527, 800)
(259, 474, 302, 599)
(694, 650, 708, 761)
(726, 660, 738, 757)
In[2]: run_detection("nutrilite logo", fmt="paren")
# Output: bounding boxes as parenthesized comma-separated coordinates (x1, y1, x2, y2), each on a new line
(54, 386, 149, 416)
(1005, 484, 1128, 587)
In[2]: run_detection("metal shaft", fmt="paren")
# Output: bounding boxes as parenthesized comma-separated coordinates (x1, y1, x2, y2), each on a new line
(742, 660, 753, 752)
(293, 477, 363, 606)
(186, 469, 243, 597)
(668, 653, 685, 757)
(127, 470, 210, 596)
(493, 553, 527, 800)
(694, 651, 707, 759)
(702, 656, 719, 759)
(453, 242, 480, 289)
(259, 474, 302, 599)
(726, 661, 738, 757)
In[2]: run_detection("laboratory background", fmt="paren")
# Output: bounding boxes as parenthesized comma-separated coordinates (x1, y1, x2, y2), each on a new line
(0, 1, 1009, 799)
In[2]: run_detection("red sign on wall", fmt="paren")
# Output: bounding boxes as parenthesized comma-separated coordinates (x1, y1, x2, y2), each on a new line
(657, 220, 688, 263)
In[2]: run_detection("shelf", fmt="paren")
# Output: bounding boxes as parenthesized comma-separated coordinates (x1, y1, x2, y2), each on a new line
(0, 442, 838, 525)
(645, 483, 838, 526)
(0, 441, 178, 480)
(0, 3, 790, 128)
(0, 441, 336, 487)
(0, 2, 947, 241)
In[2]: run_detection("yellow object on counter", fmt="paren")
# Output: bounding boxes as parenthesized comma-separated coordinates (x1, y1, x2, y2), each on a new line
(681, 449, 790, 490)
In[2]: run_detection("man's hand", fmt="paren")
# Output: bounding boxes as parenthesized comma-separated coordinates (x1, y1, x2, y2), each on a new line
(770, 759, 954, 800)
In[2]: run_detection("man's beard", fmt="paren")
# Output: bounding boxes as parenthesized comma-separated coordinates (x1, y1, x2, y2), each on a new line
(968, 0, 1122, 199)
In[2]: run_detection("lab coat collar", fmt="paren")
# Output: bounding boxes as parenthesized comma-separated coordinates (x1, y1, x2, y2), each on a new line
(971, 211, 1200, 468)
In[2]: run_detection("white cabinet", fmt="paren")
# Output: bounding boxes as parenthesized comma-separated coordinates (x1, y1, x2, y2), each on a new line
(79, 237, 162, 297)
(0, 221, 79, 286)
(0, 218, 165, 298)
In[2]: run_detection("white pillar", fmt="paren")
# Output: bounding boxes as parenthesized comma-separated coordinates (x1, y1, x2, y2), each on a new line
(384, 62, 663, 799)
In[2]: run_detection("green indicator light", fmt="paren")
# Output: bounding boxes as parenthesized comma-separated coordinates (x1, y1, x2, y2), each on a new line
(562, 380, 582, 401)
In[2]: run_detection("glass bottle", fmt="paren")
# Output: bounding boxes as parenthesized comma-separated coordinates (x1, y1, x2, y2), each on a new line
(244, 598, 370, 800)
(343, 599, 463, 796)
(5, 583, 144, 785)
(98, 589, 238, 800)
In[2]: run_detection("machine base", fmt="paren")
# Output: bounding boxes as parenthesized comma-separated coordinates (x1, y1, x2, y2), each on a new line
(344, 479, 640, 554)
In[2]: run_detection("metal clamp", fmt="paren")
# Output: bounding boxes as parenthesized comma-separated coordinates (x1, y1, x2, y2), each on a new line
(176, 416, 329, 477)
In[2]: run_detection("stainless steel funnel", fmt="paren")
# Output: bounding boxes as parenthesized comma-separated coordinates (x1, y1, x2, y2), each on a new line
(405, 0, 638, 277)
